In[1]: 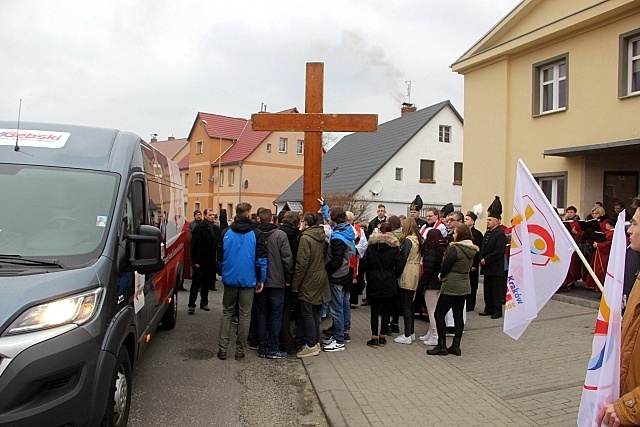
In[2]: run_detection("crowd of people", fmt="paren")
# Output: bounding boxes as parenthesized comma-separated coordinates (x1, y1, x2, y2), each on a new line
(181, 194, 521, 361)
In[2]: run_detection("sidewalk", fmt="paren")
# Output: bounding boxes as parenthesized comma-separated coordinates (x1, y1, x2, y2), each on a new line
(303, 288, 599, 427)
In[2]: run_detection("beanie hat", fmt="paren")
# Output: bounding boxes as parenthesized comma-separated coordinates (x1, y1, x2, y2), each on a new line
(466, 211, 477, 222)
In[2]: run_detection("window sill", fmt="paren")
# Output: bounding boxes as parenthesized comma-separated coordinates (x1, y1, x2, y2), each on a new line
(533, 108, 567, 118)
(619, 92, 640, 100)
(419, 179, 435, 184)
(453, 181, 462, 186)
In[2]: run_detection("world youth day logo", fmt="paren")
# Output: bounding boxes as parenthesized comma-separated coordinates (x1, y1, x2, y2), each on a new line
(510, 195, 561, 267)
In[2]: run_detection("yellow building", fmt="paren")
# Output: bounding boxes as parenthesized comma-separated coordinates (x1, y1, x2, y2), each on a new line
(452, 0, 640, 219)
(186, 109, 305, 217)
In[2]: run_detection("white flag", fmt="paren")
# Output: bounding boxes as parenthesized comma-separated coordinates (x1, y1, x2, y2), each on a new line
(577, 211, 625, 426)
(504, 159, 578, 339)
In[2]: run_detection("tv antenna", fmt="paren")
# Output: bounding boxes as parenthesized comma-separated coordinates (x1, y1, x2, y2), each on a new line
(405, 81, 413, 104)
(15, 98, 22, 152)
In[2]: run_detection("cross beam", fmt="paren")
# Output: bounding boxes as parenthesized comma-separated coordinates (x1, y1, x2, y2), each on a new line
(251, 62, 378, 212)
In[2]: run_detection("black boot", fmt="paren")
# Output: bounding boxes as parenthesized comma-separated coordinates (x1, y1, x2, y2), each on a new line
(426, 338, 448, 356)
(448, 337, 462, 356)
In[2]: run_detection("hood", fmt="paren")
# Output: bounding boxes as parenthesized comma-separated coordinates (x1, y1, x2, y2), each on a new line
(258, 222, 278, 237)
(331, 221, 355, 246)
(279, 223, 299, 239)
(368, 233, 400, 248)
(452, 239, 480, 260)
(302, 225, 327, 243)
(230, 216, 257, 234)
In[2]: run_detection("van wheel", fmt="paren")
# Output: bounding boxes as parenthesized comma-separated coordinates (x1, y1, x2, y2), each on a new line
(101, 347, 132, 427)
(161, 290, 178, 330)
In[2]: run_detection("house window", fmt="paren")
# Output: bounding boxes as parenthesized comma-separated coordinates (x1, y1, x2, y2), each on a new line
(533, 55, 568, 115)
(453, 162, 463, 185)
(419, 159, 435, 183)
(228, 169, 234, 186)
(279, 138, 287, 153)
(395, 168, 403, 181)
(194, 202, 200, 211)
(185, 173, 189, 188)
(266, 143, 271, 153)
(219, 169, 224, 186)
(227, 203, 233, 216)
(619, 31, 640, 97)
(297, 140, 304, 154)
(536, 174, 566, 212)
(196, 141, 203, 154)
(195, 172, 202, 185)
(439, 125, 451, 143)
(184, 202, 188, 215)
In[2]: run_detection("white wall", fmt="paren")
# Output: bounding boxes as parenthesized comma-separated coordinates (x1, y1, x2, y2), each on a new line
(357, 106, 463, 219)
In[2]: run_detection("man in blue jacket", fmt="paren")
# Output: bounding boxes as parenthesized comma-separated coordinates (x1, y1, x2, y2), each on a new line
(216, 202, 268, 361)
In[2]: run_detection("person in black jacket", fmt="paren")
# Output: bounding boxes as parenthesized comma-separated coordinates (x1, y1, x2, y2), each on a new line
(363, 222, 404, 348)
(464, 212, 483, 312)
(479, 204, 507, 319)
(278, 211, 302, 353)
(367, 204, 387, 237)
(418, 228, 447, 346)
(189, 208, 221, 313)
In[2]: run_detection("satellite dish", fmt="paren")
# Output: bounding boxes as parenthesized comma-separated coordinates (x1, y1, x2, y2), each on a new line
(243, 180, 249, 189)
(370, 181, 383, 196)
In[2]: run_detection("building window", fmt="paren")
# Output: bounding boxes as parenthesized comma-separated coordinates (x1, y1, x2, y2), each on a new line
(533, 55, 568, 115)
(297, 140, 304, 154)
(194, 202, 200, 211)
(184, 202, 188, 215)
(266, 143, 271, 153)
(227, 203, 233, 216)
(619, 31, 640, 97)
(453, 162, 463, 185)
(185, 173, 188, 188)
(535, 174, 566, 212)
(439, 125, 451, 143)
(195, 172, 202, 185)
(279, 138, 287, 153)
(395, 168, 403, 181)
(419, 159, 435, 183)
(228, 169, 234, 186)
(196, 140, 203, 154)
(220, 169, 224, 186)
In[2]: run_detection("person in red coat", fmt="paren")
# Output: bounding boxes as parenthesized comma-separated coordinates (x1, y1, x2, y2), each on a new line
(584, 215, 615, 292)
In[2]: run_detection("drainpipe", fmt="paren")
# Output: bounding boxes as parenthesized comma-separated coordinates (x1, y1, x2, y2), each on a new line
(238, 161, 243, 204)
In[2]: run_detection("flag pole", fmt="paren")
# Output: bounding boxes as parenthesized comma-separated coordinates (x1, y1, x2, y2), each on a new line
(573, 246, 605, 293)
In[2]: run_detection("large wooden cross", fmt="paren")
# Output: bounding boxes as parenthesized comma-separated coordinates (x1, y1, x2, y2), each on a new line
(251, 62, 378, 212)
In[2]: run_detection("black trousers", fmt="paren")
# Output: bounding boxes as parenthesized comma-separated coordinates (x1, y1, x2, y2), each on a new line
(299, 300, 321, 347)
(434, 293, 466, 340)
(466, 269, 479, 310)
(482, 274, 504, 316)
(188, 268, 214, 308)
(369, 296, 393, 336)
(399, 288, 415, 337)
(280, 286, 296, 352)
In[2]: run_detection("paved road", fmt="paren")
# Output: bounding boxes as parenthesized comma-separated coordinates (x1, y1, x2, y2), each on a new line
(128, 280, 328, 427)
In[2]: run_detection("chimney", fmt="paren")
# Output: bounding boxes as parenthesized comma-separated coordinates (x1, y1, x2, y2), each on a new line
(401, 102, 417, 116)
(150, 133, 158, 143)
(168, 135, 175, 141)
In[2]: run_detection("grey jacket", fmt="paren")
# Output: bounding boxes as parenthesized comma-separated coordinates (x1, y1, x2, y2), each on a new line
(258, 223, 293, 288)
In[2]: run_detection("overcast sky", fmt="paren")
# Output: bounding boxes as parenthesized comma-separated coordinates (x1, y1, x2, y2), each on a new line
(1, 1, 520, 141)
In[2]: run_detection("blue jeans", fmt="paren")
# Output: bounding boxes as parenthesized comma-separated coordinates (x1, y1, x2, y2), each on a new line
(255, 288, 284, 354)
(329, 283, 351, 344)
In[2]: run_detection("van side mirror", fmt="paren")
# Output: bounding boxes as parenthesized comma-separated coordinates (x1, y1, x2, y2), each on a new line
(126, 225, 164, 274)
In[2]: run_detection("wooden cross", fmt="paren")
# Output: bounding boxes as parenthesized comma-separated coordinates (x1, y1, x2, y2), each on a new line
(251, 62, 378, 212)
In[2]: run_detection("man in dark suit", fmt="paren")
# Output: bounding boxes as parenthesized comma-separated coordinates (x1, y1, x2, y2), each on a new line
(367, 204, 387, 237)
(464, 211, 483, 312)
(479, 197, 507, 319)
(189, 208, 221, 313)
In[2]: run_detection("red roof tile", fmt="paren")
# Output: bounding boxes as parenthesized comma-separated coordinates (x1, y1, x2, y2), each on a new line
(150, 137, 188, 160)
(191, 108, 298, 165)
(177, 153, 189, 170)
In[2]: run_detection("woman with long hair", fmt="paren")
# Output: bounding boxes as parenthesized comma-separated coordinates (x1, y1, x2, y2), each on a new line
(363, 222, 404, 348)
(427, 224, 478, 356)
(418, 228, 447, 346)
(394, 218, 425, 344)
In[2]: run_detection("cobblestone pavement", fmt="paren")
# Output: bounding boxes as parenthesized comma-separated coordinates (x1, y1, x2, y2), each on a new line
(303, 291, 598, 427)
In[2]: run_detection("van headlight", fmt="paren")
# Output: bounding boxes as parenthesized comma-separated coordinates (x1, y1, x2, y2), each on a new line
(5, 288, 103, 335)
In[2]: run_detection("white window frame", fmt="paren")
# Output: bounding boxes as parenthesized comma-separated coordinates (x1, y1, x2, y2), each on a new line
(535, 173, 567, 213)
(539, 60, 567, 114)
(228, 169, 234, 186)
(266, 143, 271, 153)
(195, 172, 202, 185)
(628, 35, 640, 95)
(196, 140, 203, 154)
(297, 139, 304, 155)
(438, 125, 451, 143)
(279, 138, 287, 153)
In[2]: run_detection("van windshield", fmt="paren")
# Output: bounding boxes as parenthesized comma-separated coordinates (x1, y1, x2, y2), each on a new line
(0, 164, 118, 268)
